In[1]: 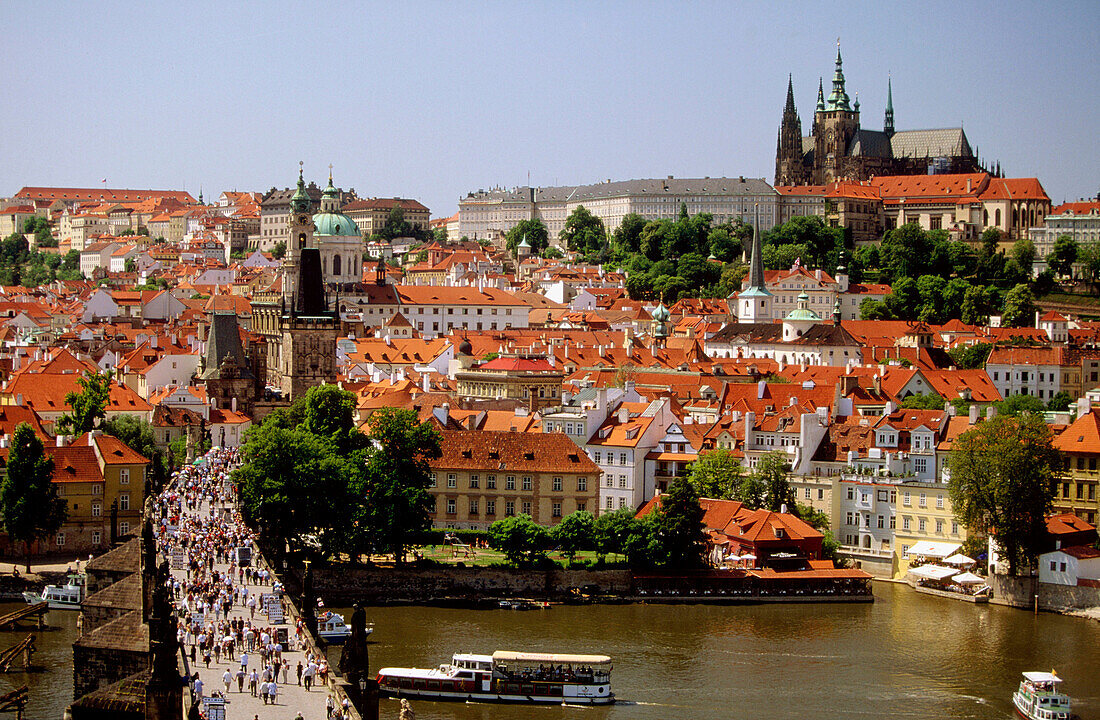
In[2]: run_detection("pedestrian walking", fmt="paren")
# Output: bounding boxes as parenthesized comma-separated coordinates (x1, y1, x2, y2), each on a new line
(222, 668, 232, 694)
(297, 660, 303, 685)
(268, 681, 278, 705)
(236, 667, 245, 692)
(249, 668, 258, 696)
(260, 680, 269, 704)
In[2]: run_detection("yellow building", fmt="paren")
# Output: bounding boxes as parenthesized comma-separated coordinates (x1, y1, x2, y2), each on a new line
(1053, 408, 1100, 526)
(428, 430, 599, 529)
(893, 480, 967, 577)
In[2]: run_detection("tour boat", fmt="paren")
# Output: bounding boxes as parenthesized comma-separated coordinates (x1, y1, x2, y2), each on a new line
(377, 651, 614, 705)
(1013, 671, 1073, 720)
(22, 574, 84, 610)
(316, 611, 372, 644)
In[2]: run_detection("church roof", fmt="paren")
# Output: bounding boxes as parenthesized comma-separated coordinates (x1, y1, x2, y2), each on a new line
(888, 128, 973, 159)
(847, 130, 893, 158)
(313, 210, 361, 237)
(200, 311, 251, 380)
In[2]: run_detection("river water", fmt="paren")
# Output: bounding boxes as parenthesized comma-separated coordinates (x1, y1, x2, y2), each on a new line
(2, 583, 1098, 719)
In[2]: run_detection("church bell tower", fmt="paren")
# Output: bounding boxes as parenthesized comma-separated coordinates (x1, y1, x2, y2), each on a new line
(813, 40, 861, 184)
(284, 162, 315, 307)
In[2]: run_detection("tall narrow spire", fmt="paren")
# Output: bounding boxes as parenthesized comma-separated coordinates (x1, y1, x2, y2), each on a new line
(816, 78, 825, 112)
(747, 204, 768, 294)
(826, 39, 851, 111)
(884, 75, 895, 137)
(784, 74, 796, 114)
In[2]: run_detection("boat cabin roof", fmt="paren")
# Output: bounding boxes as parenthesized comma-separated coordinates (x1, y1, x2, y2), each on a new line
(1023, 672, 1062, 684)
(452, 654, 493, 664)
(492, 651, 612, 665)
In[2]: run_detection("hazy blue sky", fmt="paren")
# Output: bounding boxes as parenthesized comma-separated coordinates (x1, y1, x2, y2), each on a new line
(2, 1, 1097, 217)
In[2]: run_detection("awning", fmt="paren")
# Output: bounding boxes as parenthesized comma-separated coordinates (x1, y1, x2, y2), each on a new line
(492, 651, 612, 665)
(944, 553, 975, 566)
(951, 571, 985, 584)
(907, 541, 961, 559)
(908, 564, 958, 580)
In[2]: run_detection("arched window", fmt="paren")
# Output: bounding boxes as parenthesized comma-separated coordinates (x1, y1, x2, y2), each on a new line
(994, 209, 1001, 226)
(983, 209, 988, 225)
(298, 233, 306, 249)
(333, 254, 342, 276)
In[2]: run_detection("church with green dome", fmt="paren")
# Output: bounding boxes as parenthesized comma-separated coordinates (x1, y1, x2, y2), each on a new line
(312, 170, 364, 286)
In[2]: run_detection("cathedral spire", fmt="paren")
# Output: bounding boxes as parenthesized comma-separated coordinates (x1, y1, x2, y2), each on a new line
(290, 161, 311, 213)
(816, 78, 825, 112)
(784, 74, 796, 115)
(884, 75, 895, 137)
(827, 39, 851, 111)
(747, 204, 768, 294)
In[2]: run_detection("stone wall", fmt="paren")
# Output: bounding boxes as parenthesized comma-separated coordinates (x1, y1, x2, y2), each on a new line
(308, 565, 634, 604)
(989, 574, 1100, 612)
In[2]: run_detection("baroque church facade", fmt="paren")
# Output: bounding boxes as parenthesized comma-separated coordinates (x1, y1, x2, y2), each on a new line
(776, 44, 984, 186)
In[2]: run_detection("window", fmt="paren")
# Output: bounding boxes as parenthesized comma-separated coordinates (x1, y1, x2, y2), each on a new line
(505, 501, 515, 516)
(914, 458, 927, 474)
(818, 488, 824, 500)
(522, 501, 531, 515)
(1050, 561, 1057, 572)
(120, 468, 130, 484)
(936, 520, 943, 534)
(427, 496, 436, 513)
(577, 502, 586, 513)
(846, 512, 854, 526)
(952, 521, 959, 534)
(890, 516, 896, 529)
(565, 423, 574, 435)
(618, 475, 628, 489)
(446, 498, 456, 514)
(522, 477, 532, 491)
(469, 475, 479, 489)
(606, 476, 613, 488)
(552, 502, 562, 518)
(92, 502, 101, 518)
(55, 533, 65, 546)
(429, 473, 437, 487)
(877, 515, 884, 529)
(847, 487, 854, 500)
(918, 518, 926, 532)
(919, 493, 927, 508)
(447, 474, 457, 488)
(618, 497, 626, 509)
(120, 494, 129, 511)
(902, 517, 911, 531)
(619, 453, 627, 465)
(469, 500, 478, 516)
(1060, 562, 1067, 573)
(92, 530, 101, 545)
(577, 477, 587, 492)
(606, 497, 613, 510)
(902, 544, 909, 558)
(487, 475, 496, 489)
(605, 453, 612, 466)
(119, 521, 130, 536)
(505, 476, 516, 490)
(486, 500, 495, 515)
(903, 491, 911, 506)
(553, 477, 562, 492)
(889, 489, 896, 503)
(804, 488, 811, 499)
(594, 451, 602, 464)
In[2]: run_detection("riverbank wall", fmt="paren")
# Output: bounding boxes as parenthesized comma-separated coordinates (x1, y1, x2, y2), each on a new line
(989, 575, 1100, 613)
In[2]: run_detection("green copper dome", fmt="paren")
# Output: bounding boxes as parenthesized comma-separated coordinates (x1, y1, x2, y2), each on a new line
(289, 168, 311, 214)
(313, 210, 361, 237)
(651, 302, 671, 322)
(785, 291, 821, 322)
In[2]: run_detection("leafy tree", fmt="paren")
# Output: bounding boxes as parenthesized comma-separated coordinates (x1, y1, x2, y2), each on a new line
(859, 298, 894, 321)
(23, 216, 54, 247)
(994, 394, 1046, 417)
(884, 276, 921, 320)
(57, 371, 112, 435)
(735, 473, 767, 509)
(1, 423, 66, 571)
(687, 449, 744, 499)
(796, 503, 842, 562)
(762, 243, 809, 271)
(1001, 283, 1036, 328)
(505, 219, 549, 256)
(488, 514, 549, 566)
(901, 393, 945, 410)
(101, 414, 169, 492)
(559, 205, 606, 255)
(1078, 241, 1100, 288)
(980, 227, 1003, 256)
(541, 246, 564, 260)
(761, 215, 843, 270)
(1047, 391, 1073, 412)
(1012, 238, 1036, 271)
(1047, 235, 1077, 277)
(593, 508, 636, 560)
(947, 414, 1061, 575)
(947, 342, 993, 370)
(960, 285, 993, 326)
(550, 510, 595, 561)
(654, 477, 706, 568)
(612, 213, 647, 255)
(360, 407, 443, 565)
(754, 452, 797, 512)
(622, 512, 662, 568)
(271, 241, 287, 259)
(299, 384, 358, 450)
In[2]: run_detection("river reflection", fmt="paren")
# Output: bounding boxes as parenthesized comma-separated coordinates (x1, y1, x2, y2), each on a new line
(0, 601, 78, 720)
(338, 584, 1100, 720)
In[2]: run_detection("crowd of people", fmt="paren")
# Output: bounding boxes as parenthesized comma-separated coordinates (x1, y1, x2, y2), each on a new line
(151, 447, 353, 719)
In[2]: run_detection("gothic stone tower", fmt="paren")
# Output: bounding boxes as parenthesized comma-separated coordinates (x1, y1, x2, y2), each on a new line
(283, 164, 315, 308)
(280, 246, 338, 401)
(775, 75, 811, 186)
(812, 42, 860, 184)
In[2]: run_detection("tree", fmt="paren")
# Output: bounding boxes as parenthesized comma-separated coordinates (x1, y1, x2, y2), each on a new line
(859, 298, 894, 321)
(797, 503, 842, 562)
(1078, 241, 1100, 289)
(994, 394, 1046, 417)
(1001, 283, 1036, 328)
(272, 241, 287, 259)
(550, 510, 595, 561)
(901, 393, 946, 410)
(488, 514, 549, 566)
(1047, 235, 1077, 277)
(299, 384, 358, 449)
(612, 213, 647, 255)
(1012, 238, 1036, 271)
(980, 227, 1003, 256)
(754, 452, 797, 512)
(654, 477, 706, 568)
(947, 414, 1061, 575)
(1047, 391, 1073, 412)
(593, 508, 635, 560)
(947, 342, 993, 370)
(884, 276, 921, 320)
(960, 285, 993, 326)
(1, 423, 66, 571)
(687, 449, 744, 500)
(360, 407, 443, 566)
(56, 371, 112, 435)
(504, 219, 549, 256)
(559, 206, 606, 256)
(101, 414, 169, 492)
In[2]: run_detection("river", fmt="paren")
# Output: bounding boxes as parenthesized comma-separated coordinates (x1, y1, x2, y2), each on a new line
(2, 583, 1097, 719)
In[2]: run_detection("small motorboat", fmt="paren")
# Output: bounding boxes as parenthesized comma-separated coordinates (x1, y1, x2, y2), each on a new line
(316, 611, 372, 644)
(23, 573, 84, 610)
(1012, 670, 1072, 720)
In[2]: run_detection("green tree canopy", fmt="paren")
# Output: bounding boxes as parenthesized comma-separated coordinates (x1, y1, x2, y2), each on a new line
(993, 393, 1046, 417)
(1, 423, 66, 571)
(901, 393, 946, 410)
(559, 206, 606, 256)
(687, 449, 744, 500)
(1047, 235, 1077, 277)
(1001, 283, 1036, 328)
(947, 414, 1061, 575)
(1047, 391, 1073, 412)
(57, 371, 112, 435)
(754, 452, 798, 512)
(100, 414, 169, 491)
(947, 342, 993, 370)
(505, 219, 550, 256)
(488, 514, 549, 566)
(550, 510, 595, 560)
(654, 477, 706, 568)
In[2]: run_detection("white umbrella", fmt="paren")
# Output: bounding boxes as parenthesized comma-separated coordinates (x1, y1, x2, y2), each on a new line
(952, 571, 985, 584)
(944, 553, 975, 566)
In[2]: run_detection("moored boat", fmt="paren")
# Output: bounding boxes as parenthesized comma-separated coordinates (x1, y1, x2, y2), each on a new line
(1012, 671, 1072, 720)
(316, 611, 372, 644)
(22, 573, 84, 610)
(377, 651, 614, 705)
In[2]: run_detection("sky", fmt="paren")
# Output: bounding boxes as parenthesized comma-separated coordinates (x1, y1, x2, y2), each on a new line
(1, 1, 1097, 218)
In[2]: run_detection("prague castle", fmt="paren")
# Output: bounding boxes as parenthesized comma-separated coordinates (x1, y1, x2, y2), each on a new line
(776, 43, 984, 186)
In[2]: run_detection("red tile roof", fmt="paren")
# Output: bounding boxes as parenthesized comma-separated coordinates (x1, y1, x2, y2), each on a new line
(432, 429, 599, 474)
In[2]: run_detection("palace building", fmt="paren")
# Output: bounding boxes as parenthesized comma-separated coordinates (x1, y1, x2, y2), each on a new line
(775, 43, 984, 187)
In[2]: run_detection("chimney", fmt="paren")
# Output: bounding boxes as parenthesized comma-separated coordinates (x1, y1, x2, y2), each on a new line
(422, 374, 430, 392)
(15, 394, 23, 406)
(968, 404, 979, 424)
(757, 380, 766, 400)
(56, 435, 66, 447)
(744, 411, 756, 446)
(618, 406, 629, 424)
(1077, 397, 1091, 420)
(231, 397, 237, 413)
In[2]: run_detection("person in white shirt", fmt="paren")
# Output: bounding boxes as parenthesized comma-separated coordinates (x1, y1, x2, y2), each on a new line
(222, 668, 232, 694)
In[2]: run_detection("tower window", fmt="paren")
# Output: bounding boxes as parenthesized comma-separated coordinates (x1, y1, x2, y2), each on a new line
(298, 233, 306, 249)
(333, 254, 342, 275)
